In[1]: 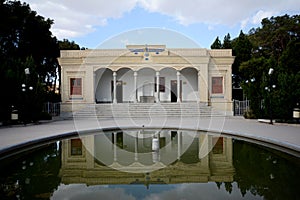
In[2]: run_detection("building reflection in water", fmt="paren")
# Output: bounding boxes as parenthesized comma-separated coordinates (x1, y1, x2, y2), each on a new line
(60, 130, 234, 187)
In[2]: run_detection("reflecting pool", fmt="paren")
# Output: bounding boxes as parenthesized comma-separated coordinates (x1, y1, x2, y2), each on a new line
(0, 129, 300, 199)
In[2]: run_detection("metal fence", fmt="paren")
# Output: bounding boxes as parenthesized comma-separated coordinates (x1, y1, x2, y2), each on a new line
(43, 102, 61, 116)
(233, 100, 250, 116)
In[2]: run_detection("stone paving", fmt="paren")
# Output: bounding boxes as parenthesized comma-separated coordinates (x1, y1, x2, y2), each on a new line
(0, 116, 299, 156)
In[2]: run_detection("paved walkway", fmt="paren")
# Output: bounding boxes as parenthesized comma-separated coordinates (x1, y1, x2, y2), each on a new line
(0, 116, 299, 156)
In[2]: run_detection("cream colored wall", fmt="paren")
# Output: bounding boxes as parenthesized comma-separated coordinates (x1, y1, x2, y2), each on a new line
(60, 132, 234, 184)
(58, 46, 234, 114)
(95, 69, 113, 102)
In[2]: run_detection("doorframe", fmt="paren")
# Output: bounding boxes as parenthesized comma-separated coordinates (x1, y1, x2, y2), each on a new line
(170, 80, 182, 102)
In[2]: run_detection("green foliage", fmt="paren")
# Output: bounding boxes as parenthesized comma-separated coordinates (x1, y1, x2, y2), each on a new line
(39, 111, 52, 120)
(243, 110, 256, 119)
(211, 33, 233, 49)
(239, 14, 300, 120)
(210, 36, 222, 49)
(0, 1, 59, 121)
(232, 31, 253, 87)
(233, 140, 300, 199)
(222, 33, 232, 49)
(58, 39, 80, 50)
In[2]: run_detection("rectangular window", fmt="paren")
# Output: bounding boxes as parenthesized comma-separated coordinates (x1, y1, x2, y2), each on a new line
(112, 132, 123, 149)
(71, 139, 82, 155)
(212, 77, 223, 94)
(154, 77, 165, 92)
(70, 78, 82, 95)
(212, 137, 224, 154)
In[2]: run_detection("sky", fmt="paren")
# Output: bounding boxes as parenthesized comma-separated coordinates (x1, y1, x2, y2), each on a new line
(51, 182, 262, 200)
(22, 0, 300, 49)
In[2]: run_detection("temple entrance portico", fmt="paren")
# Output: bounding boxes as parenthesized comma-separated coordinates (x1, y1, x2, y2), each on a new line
(94, 66, 198, 104)
(58, 45, 235, 115)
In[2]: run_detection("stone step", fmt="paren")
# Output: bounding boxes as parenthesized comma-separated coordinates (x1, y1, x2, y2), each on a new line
(72, 103, 225, 119)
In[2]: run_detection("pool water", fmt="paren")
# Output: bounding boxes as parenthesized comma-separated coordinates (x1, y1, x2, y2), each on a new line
(0, 129, 299, 200)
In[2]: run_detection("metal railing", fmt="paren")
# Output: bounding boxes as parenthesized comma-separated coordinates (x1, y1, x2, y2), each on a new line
(43, 102, 61, 116)
(233, 100, 250, 116)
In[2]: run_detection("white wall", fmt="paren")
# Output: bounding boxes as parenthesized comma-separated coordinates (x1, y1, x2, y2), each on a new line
(95, 69, 112, 102)
(117, 68, 134, 102)
(137, 68, 156, 101)
(181, 68, 198, 101)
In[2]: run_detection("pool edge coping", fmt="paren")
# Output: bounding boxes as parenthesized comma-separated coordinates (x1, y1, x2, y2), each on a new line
(1, 125, 300, 160)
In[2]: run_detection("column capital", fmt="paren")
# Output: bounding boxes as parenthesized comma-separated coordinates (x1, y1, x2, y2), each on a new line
(113, 71, 117, 76)
(176, 71, 181, 76)
(134, 71, 138, 76)
(156, 71, 160, 76)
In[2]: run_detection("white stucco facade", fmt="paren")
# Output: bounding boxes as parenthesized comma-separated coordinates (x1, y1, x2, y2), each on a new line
(60, 130, 234, 181)
(58, 45, 235, 115)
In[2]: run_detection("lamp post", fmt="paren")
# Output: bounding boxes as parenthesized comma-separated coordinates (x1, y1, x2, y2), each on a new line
(21, 68, 33, 124)
(265, 68, 275, 124)
(293, 103, 300, 124)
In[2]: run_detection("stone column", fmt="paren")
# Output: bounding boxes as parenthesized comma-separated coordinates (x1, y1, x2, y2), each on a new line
(61, 67, 66, 103)
(198, 70, 201, 103)
(198, 64, 209, 105)
(198, 134, 209, 168)
(93, 71, 96, 103)
(85, 136, 95, 169)
(177, 131, 182, 160)
(226, 138, 233, 165)
(113, 132, 117, 162)
(135, 132, 138, 161)
(156, 71, 160, 102)
(86, 67, 95, 103)
(134, 71, 138, 103)
(177, 71, 181, 103)
(113, 71, 117, 104)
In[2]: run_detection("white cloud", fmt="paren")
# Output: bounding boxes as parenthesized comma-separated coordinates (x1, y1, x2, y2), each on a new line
(142, 183, 262, 200)
(50, 182, 262, 200)
(23, 0, 300, 39)
(251, 10, 276, 25)
(24, 0, 137, 38)
(138, 0, 300, 27)
(51, 184, 135, 200)
(240, 18, 250, 29)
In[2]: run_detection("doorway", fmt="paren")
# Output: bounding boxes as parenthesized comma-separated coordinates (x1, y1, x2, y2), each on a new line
(171, 80, 182, 102)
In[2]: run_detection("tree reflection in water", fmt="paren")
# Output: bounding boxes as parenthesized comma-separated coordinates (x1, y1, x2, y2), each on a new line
(233, 140, 300, 199)
(0, 130, 299, 200)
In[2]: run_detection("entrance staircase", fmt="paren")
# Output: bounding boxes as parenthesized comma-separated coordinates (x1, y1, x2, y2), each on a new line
(72, 103, 225, 119)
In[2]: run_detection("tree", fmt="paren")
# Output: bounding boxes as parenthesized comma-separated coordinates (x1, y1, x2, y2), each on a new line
(210, 36, 222, 49)
(58, 39, 80, 50)
(239, 57, 270, 117)
(239, 14, 300, 120)
(0, 0, 60, 122)
(249, 15, 300, 61)
(231, 31, 253, 89)
(222, 33, 232, 49)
